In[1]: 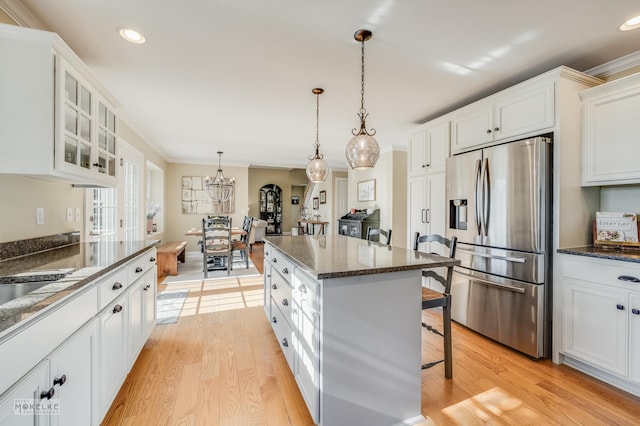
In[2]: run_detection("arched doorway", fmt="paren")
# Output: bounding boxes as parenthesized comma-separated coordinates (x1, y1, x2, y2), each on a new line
(259, 184, 282, 235)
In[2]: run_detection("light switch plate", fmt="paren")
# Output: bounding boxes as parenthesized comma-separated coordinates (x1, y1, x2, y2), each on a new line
(66, 207, 73, 223)
(75, 208, 81, 222)
(36, 208, 44, 225)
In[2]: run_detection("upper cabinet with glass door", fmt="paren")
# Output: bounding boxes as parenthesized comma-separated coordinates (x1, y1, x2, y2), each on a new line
(0, 24, 118, 187)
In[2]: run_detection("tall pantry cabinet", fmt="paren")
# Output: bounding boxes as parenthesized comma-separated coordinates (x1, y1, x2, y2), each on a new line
(408, 119, 449, 280)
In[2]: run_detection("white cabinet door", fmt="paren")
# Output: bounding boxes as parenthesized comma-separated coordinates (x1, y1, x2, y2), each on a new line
(100, 294, 127, 415)
(0, 361, 50, 426)
(49, 320, 98, 426)
(581, 74, 640, 185)
(408, 131, 427, 175)
(563, 279, 627, 376)
(128, 279, 144, 365)
(451, 104, 493, 154)
(295, 304, 319, 424)
(142, 268, 157, 339)
(630, 292, 640, 384)
(408, 175, 427, 246)
(494, 82, 553, 141)
(409, 121, 448, 176)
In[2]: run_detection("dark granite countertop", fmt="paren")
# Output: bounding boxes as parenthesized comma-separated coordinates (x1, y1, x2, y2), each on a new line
(557, 246, 640, 264)
(0, 240, 158, 337)
(264, 234, 459, 280)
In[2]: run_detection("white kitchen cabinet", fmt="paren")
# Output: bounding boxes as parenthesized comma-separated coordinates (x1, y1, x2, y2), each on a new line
(408, 173, 445, 257)
(0, 24, 118, 187)
(0, 360, 50, 426)
(128, 267, 157, 365)
(559, 254, 640, 396)
(580, 72, 640, 186)
(408, 120, 449, 176)
(49, 319, 98, 426)
(451, 78, 554, 154)
(100, 293, 127, 415)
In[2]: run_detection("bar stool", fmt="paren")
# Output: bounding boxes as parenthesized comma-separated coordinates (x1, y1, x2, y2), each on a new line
(365, 226, 392, 245)
(414, 232, 457, 379)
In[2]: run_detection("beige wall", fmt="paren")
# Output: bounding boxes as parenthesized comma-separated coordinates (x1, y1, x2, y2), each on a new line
(248, 168, 308, 234)
(347, 149, 407, 245)
(166, 163, 249, 253)
(0, 7, 14, 24)
(304, 170, 348, 235)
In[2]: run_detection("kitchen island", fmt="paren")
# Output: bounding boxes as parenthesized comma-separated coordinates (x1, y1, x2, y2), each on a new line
(263, 234, 459, 426)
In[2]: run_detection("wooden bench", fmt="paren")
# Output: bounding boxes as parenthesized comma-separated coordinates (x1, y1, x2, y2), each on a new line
(157, 241, 187, 276)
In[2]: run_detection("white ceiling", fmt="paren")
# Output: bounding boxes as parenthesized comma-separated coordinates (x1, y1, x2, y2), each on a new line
(5, 0, 640, 170)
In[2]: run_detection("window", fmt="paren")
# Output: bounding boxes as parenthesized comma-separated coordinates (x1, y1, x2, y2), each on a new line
(89, 187, 117, 241)
(122, 156, 140, 241)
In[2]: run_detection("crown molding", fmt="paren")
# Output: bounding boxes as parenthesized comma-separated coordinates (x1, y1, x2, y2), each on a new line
(0, 0, 46, 29)
(585, 49, 640, 78)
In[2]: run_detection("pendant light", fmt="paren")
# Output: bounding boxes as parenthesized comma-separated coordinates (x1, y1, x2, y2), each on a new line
(306, 88, 329, 182)
(345, 29, 380, 169)
(205, 151, 234, 202)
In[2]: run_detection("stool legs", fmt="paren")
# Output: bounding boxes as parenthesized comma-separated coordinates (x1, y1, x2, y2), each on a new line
(443, 294, 452, 379)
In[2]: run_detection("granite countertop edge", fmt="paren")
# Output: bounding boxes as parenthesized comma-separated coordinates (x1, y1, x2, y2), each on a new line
(0, 241, 159, 338)
(557, 246, 640, 264)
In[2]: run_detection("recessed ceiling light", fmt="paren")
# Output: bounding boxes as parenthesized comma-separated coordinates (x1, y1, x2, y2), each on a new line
(620, 15, 640, 31)
(118, 28, 146, 44)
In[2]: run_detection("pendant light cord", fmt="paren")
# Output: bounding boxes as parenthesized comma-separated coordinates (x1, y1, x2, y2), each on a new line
(316, 91, 320, 146)
(360, 38, 366, 115)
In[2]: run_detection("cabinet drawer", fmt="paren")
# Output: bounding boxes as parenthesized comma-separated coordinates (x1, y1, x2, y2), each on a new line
(271, 270, 293, 325)
(0, 285, 98, 394)
(270, 299, 295, 372)
(128, 248, 157, 283)
(269, 253, 294, 284)
(563, 256, 640, 289)
(98, 268, 128, 311)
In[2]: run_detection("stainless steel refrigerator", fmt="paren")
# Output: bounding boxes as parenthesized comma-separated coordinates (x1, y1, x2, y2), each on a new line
(445, 136, 552, 358)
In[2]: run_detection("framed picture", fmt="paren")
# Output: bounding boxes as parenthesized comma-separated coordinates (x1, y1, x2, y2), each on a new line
(313, 197, 319, 210)
(357, 179, 376, 202)
(320, 190, 327, 204)
(291, 196, 300, 205)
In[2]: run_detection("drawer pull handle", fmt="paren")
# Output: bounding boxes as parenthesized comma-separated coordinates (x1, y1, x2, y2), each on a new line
(272, 316, 277, 323)
(150, 257, 156, 262)
(40, 387, 55, 400)
(112, 282, 123, 290)
(617, 275, 640, 283)
(113, 304, 123, 314)
(282, 299, 288, 306)
(616, 304, 625, 311)
(271, 283, 277, 290)
(281, 338, 288, 347)
(282, 267, 289, 274)
(632, 308, 640, 315)
(135, 266, 143, 273)
(53, 375, 67, 387)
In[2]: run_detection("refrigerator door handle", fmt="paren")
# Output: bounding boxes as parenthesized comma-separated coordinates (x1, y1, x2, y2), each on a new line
(473, 159, 482, 236)
(454, 270, 526, 294)
(481, 158, 490, 237)
(457, 248, 527, 263)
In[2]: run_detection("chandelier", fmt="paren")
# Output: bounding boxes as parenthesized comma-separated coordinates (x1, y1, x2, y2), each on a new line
(205, 151, 234, 202)
(345, 29, 380, 169)
(306, 88, 329, 182)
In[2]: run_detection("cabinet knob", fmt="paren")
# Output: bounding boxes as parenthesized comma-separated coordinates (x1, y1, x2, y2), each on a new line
(494, 127, 500, 132)
(421, 164, 426, 168)
(281, 338, 288, 347)
(135, 266, 143, 273)
(53, 375, 67, 387)
(282, 267, 289, 275)
(113, 304, 123, 314)
(618, 275, 640, 283)
(632, 308, 640, 315)
(265, 251, 269, 256)
(486, 129, 492, 134)
(271, 283, 277, 290)
(272, 316, 277, 323)
(40, 387, 55, 400)
(616, 304, 625, 311)
(273, 258, 277, 263)
(150, 257, 156, 262)
(92, 163, 100, 167)
(112, 282, 123, 290)
(282, 299, 288, 306)
(143, 284, 150, 291)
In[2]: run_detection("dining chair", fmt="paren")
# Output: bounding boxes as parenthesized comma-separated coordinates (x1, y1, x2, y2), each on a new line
(414, 232, 457, 379)
(365, 226, 392, 245)
(202, 216, 233, 276)
(232, 216, 253, 268)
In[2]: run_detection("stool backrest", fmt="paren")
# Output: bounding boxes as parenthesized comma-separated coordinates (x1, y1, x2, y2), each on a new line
(413, 232, 457, 293)
(366, 226, 392, 245)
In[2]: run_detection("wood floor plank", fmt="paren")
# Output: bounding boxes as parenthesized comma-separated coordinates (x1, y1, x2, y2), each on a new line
(102, 243, 640, 426)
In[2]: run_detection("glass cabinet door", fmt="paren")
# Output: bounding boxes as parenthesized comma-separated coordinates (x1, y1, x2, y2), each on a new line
(63, 69, 93, 172)
(97, 99, 117, 177)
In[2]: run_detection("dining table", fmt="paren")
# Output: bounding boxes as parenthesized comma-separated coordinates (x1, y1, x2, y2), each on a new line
(184, 227, 246, 237)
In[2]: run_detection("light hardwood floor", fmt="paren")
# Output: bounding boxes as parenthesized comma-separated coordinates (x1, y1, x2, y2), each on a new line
(103, 243, 640, 425)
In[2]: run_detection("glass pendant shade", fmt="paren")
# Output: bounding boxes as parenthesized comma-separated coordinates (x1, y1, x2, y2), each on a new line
(205, 152, 234, 202)
(306, 88, 329, 182)
(346, 29, 380, 169)
(346, 133, 380, 169)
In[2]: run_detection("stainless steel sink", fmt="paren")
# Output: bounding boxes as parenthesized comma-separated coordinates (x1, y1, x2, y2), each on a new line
(0, 282, 52, 306)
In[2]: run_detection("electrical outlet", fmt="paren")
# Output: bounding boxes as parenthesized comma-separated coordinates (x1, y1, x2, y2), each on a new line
(66, 207, 73, 223)
(36, 208, 44, 225)
(75, 208, 81, 222)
